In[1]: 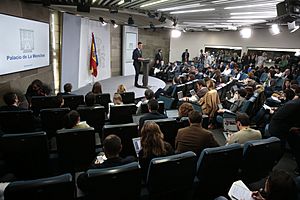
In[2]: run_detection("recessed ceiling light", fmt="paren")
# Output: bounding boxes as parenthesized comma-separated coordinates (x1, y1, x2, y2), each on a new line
(170, 8, 215, 14)
(117, 0, 124, 5)
(240, 27, 252, 38)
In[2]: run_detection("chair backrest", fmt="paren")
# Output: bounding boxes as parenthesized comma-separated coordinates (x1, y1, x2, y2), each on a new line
(40, 108, 70, 138)
(62, 94, 84, 110)
(185, 81, 194, 94)
(241, 137, 282, 183)
(95, 93, 111, 114)
(146, 151, 197, 195)
(196, 144, 243, 198)
(120, 92, 135, 104)
(141, 101, 165, 115)
(109, 103, 137, 124)
(56, 127, 96, 172)
(77, 106, 106, 131)
(0, 110, 35, 134)
(149, 118, 181, 148)
(4, 173, 74, 200)
(31, 96, 60, 114)
(102, 123, 138, 157)
(171, 84, 186, 99)
(158, 95, 176, 110)
(81, 162, 141, 200)
(0, 132, 49, 180)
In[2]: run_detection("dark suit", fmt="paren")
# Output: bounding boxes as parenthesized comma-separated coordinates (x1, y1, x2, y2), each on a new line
(139, 111, 167, 129)
(175, 124, 219, 155)
(154, 52, 163, 68)
(181, 52, 189, 63)
(132, 48, 143, 86)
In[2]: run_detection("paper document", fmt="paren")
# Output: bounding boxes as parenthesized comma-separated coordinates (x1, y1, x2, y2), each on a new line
(228, 180, 254, 200)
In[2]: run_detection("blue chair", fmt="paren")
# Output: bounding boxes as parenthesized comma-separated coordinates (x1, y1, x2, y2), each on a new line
(78, 162, 141, 200)
(241, 137, 282, 183)
(158, 95, 176, 110)
(195, 144, 243, 199)
(146, 151, 197, 199)
(4, 173, 74, 200)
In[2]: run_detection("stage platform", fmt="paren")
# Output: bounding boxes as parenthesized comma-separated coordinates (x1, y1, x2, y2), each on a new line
(73, 75, 166, 99)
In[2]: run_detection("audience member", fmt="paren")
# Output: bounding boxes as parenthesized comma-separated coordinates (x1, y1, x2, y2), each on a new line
(251, 170, 297, 200)
(136, 89, 155, 115)
(139, 99, 167, 129)
(178, 102, 194, 118)
(84, 92, 96, 107)
(138, 121, 174, 179)
(25, 79, 51, 103)
(63, 110, 90, 129)
(0, 92, 26, 111)
(91, 82, 102, 94)
(226, 113, 261, 145)
(116, 84, 126, 94)
(62, 83, 73, 95)
(199, 80, 221, 128)
(77, 134, 135, 192)
(175, 111, 219, 155)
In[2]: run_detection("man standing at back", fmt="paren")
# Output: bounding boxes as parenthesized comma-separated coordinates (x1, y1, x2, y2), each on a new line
(175, 111, 219, 155)
(132, 42, 144, 88)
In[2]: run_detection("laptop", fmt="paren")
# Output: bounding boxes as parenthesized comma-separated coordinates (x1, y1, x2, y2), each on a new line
(132, 137, 141, 157)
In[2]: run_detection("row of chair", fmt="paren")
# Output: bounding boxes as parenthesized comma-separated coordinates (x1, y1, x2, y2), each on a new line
(2, 137, 282, 200)
(30, 92, 135, 114)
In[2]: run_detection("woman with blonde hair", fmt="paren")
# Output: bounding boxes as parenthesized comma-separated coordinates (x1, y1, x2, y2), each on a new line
(117, 84, 126, 94)
(199, 79, 221, 128)
(138, 121, 174, 179)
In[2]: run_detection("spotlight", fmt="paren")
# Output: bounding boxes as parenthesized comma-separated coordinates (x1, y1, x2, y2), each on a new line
(172, 19, 178, 27)
(240, 27, 252, 38)
(270, 24, 280, 35)
(288, 21, 299, 33)
(158, 15, 166, 23)
(150, 22, 156, 31)
(99, 17, 107, 26)
(128, 16, 134, 25)
(147, 11, 156, 18)
(111, 20, 118, 28)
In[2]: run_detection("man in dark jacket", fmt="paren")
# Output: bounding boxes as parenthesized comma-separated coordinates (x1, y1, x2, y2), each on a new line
(132, 42, 144, 87)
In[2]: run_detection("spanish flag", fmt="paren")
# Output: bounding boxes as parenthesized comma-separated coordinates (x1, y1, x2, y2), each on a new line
(90, 32, 98, 77)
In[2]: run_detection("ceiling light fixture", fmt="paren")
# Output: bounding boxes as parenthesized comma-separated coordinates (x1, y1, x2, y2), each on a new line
(157, 3, 203, 12)
(170, 8, 215, 14)
(140, 0, 168, 8)
(99, 17, 107, 26)
(224, 3, 276, 10)
(128, 16, 134, 25)
(171, 30, 181, 38)
(240, 27, 252, 38)
(111, 20, 118, 28)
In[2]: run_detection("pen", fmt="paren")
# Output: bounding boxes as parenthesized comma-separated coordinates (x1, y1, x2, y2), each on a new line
(231, 195, 239, 200)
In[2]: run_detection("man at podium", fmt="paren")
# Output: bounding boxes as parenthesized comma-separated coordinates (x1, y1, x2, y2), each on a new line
(132, 42, 145, 88)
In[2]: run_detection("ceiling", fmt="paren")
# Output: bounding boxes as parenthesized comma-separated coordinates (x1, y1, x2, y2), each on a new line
(23, 0, 298, 31)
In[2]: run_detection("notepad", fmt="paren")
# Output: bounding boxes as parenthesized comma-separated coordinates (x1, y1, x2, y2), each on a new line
(228, 180, 254, 200)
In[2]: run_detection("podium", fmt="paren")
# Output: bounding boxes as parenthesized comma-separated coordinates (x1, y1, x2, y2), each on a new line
(142, 59, 150, 87)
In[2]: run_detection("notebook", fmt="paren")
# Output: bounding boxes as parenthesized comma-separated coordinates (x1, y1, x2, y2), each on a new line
(223, 118, 238, 132)
(132, 137, 141, 157)
(190, 89, 196, 96)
